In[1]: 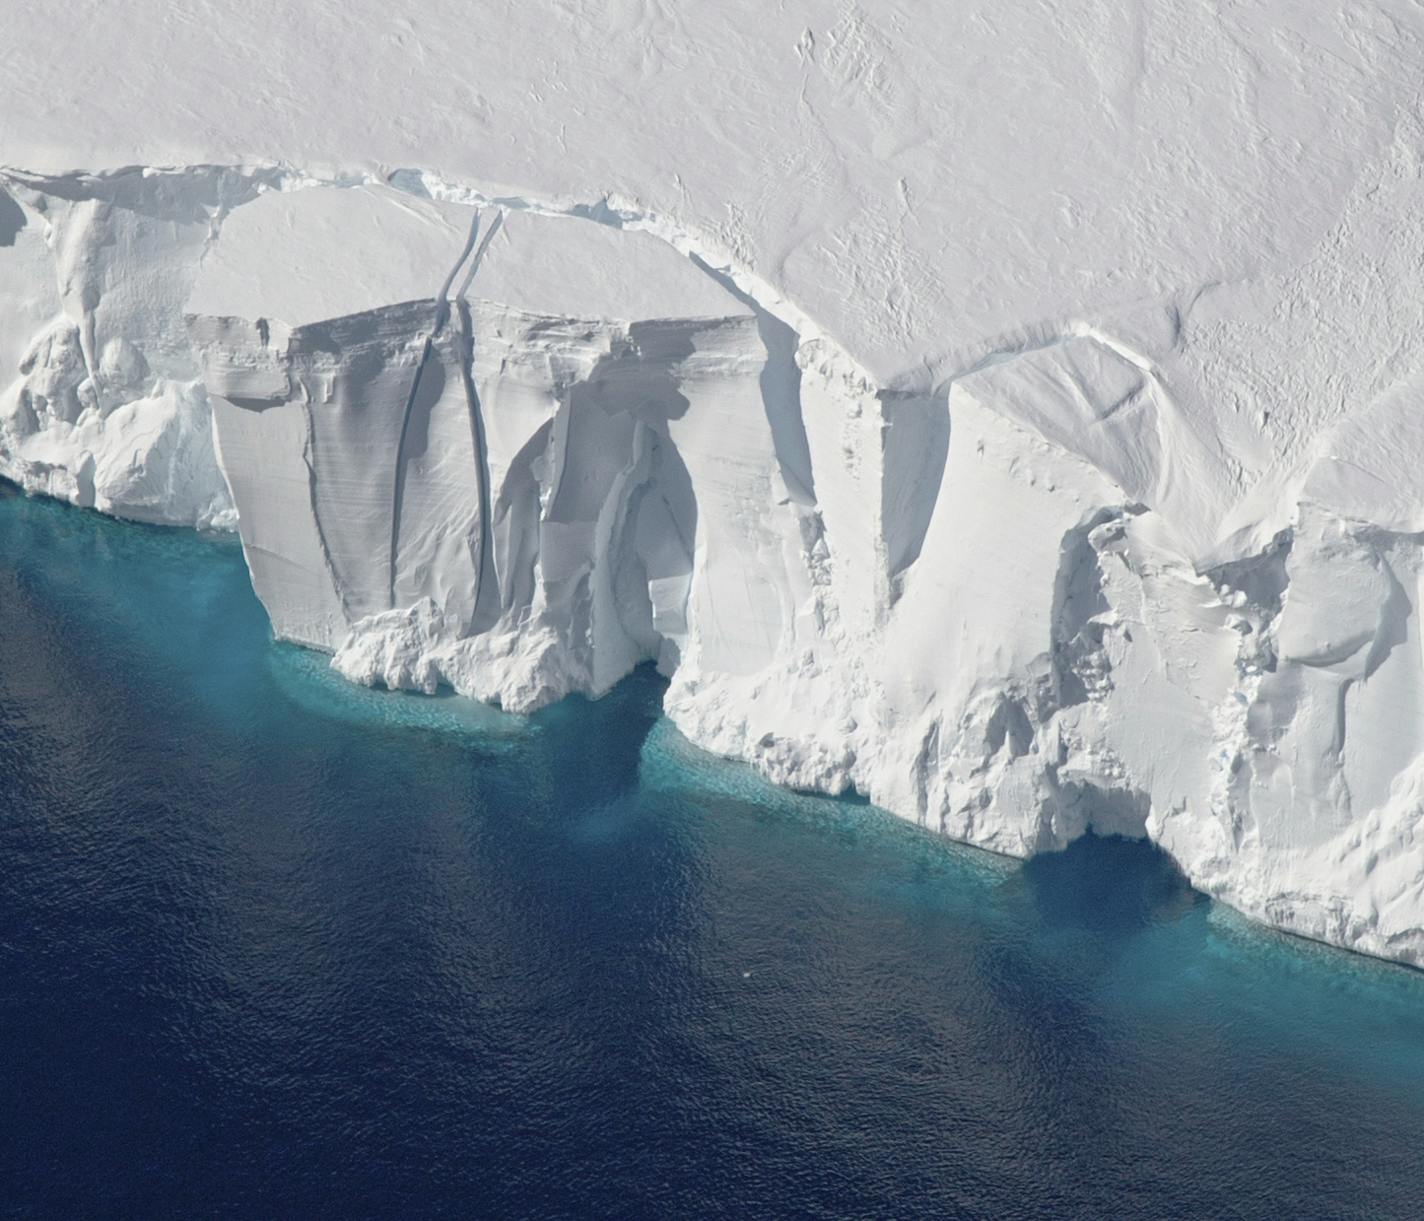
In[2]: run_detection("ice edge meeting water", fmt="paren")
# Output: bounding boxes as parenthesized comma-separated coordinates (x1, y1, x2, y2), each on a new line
(1, 491, 1422, 1217)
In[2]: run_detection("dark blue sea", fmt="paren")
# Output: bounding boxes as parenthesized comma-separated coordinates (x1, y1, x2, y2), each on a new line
(1, 489, 1422, 1219)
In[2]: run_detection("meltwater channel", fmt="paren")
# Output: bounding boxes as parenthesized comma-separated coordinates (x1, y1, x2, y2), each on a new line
(1, 487, 1422, 1218)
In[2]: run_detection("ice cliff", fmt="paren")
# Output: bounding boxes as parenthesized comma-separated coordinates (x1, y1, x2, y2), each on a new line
(6, 0, 1424, 965)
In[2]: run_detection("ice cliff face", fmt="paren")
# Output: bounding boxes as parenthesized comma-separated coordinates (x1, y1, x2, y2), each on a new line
(5, 162, 1424, 967)
(0, 169, 263, 528)
(185, 184, 809, 710)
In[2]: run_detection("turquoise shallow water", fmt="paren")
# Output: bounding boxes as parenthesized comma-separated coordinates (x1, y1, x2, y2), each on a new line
(0, 488, 1422, 1218)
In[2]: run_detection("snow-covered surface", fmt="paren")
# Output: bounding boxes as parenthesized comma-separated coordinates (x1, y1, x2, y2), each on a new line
(6, 3, 1424, 963)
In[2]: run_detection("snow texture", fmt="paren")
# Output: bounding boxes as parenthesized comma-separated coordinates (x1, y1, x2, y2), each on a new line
(6, 2, 1424, 963)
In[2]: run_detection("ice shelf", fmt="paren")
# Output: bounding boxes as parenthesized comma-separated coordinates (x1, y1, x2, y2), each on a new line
(6, 1, 1424, 964)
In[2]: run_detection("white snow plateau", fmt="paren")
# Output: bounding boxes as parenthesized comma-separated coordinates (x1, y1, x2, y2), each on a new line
(5, 1, 1424, 964)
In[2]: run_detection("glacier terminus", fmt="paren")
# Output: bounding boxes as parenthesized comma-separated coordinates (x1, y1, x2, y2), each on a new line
(4, 0, 1424, 965)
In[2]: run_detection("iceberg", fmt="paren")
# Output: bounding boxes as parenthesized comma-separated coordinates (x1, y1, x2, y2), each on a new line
(5, 0, 1424, 964)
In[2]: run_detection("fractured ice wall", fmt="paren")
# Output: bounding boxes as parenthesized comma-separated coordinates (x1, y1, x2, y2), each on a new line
(5, 167, 1424, 967)
(187, 185, 816, 711)
(0, 169, 272, 527)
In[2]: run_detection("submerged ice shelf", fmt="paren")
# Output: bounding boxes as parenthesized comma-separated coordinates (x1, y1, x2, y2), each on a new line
(7, 74, 1424, 966)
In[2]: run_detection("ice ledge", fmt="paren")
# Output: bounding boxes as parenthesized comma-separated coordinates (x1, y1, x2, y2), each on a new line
(4, 162, 1424, 969)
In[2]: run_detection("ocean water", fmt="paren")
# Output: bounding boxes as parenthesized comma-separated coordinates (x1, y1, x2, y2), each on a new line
(0, 490, 1422, 1219)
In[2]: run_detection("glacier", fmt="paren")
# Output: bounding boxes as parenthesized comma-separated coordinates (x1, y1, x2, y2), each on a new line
(6, 0, 1424, 965)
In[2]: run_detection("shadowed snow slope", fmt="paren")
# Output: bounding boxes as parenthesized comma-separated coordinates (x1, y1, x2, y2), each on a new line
(5, 2, 1424, 964)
